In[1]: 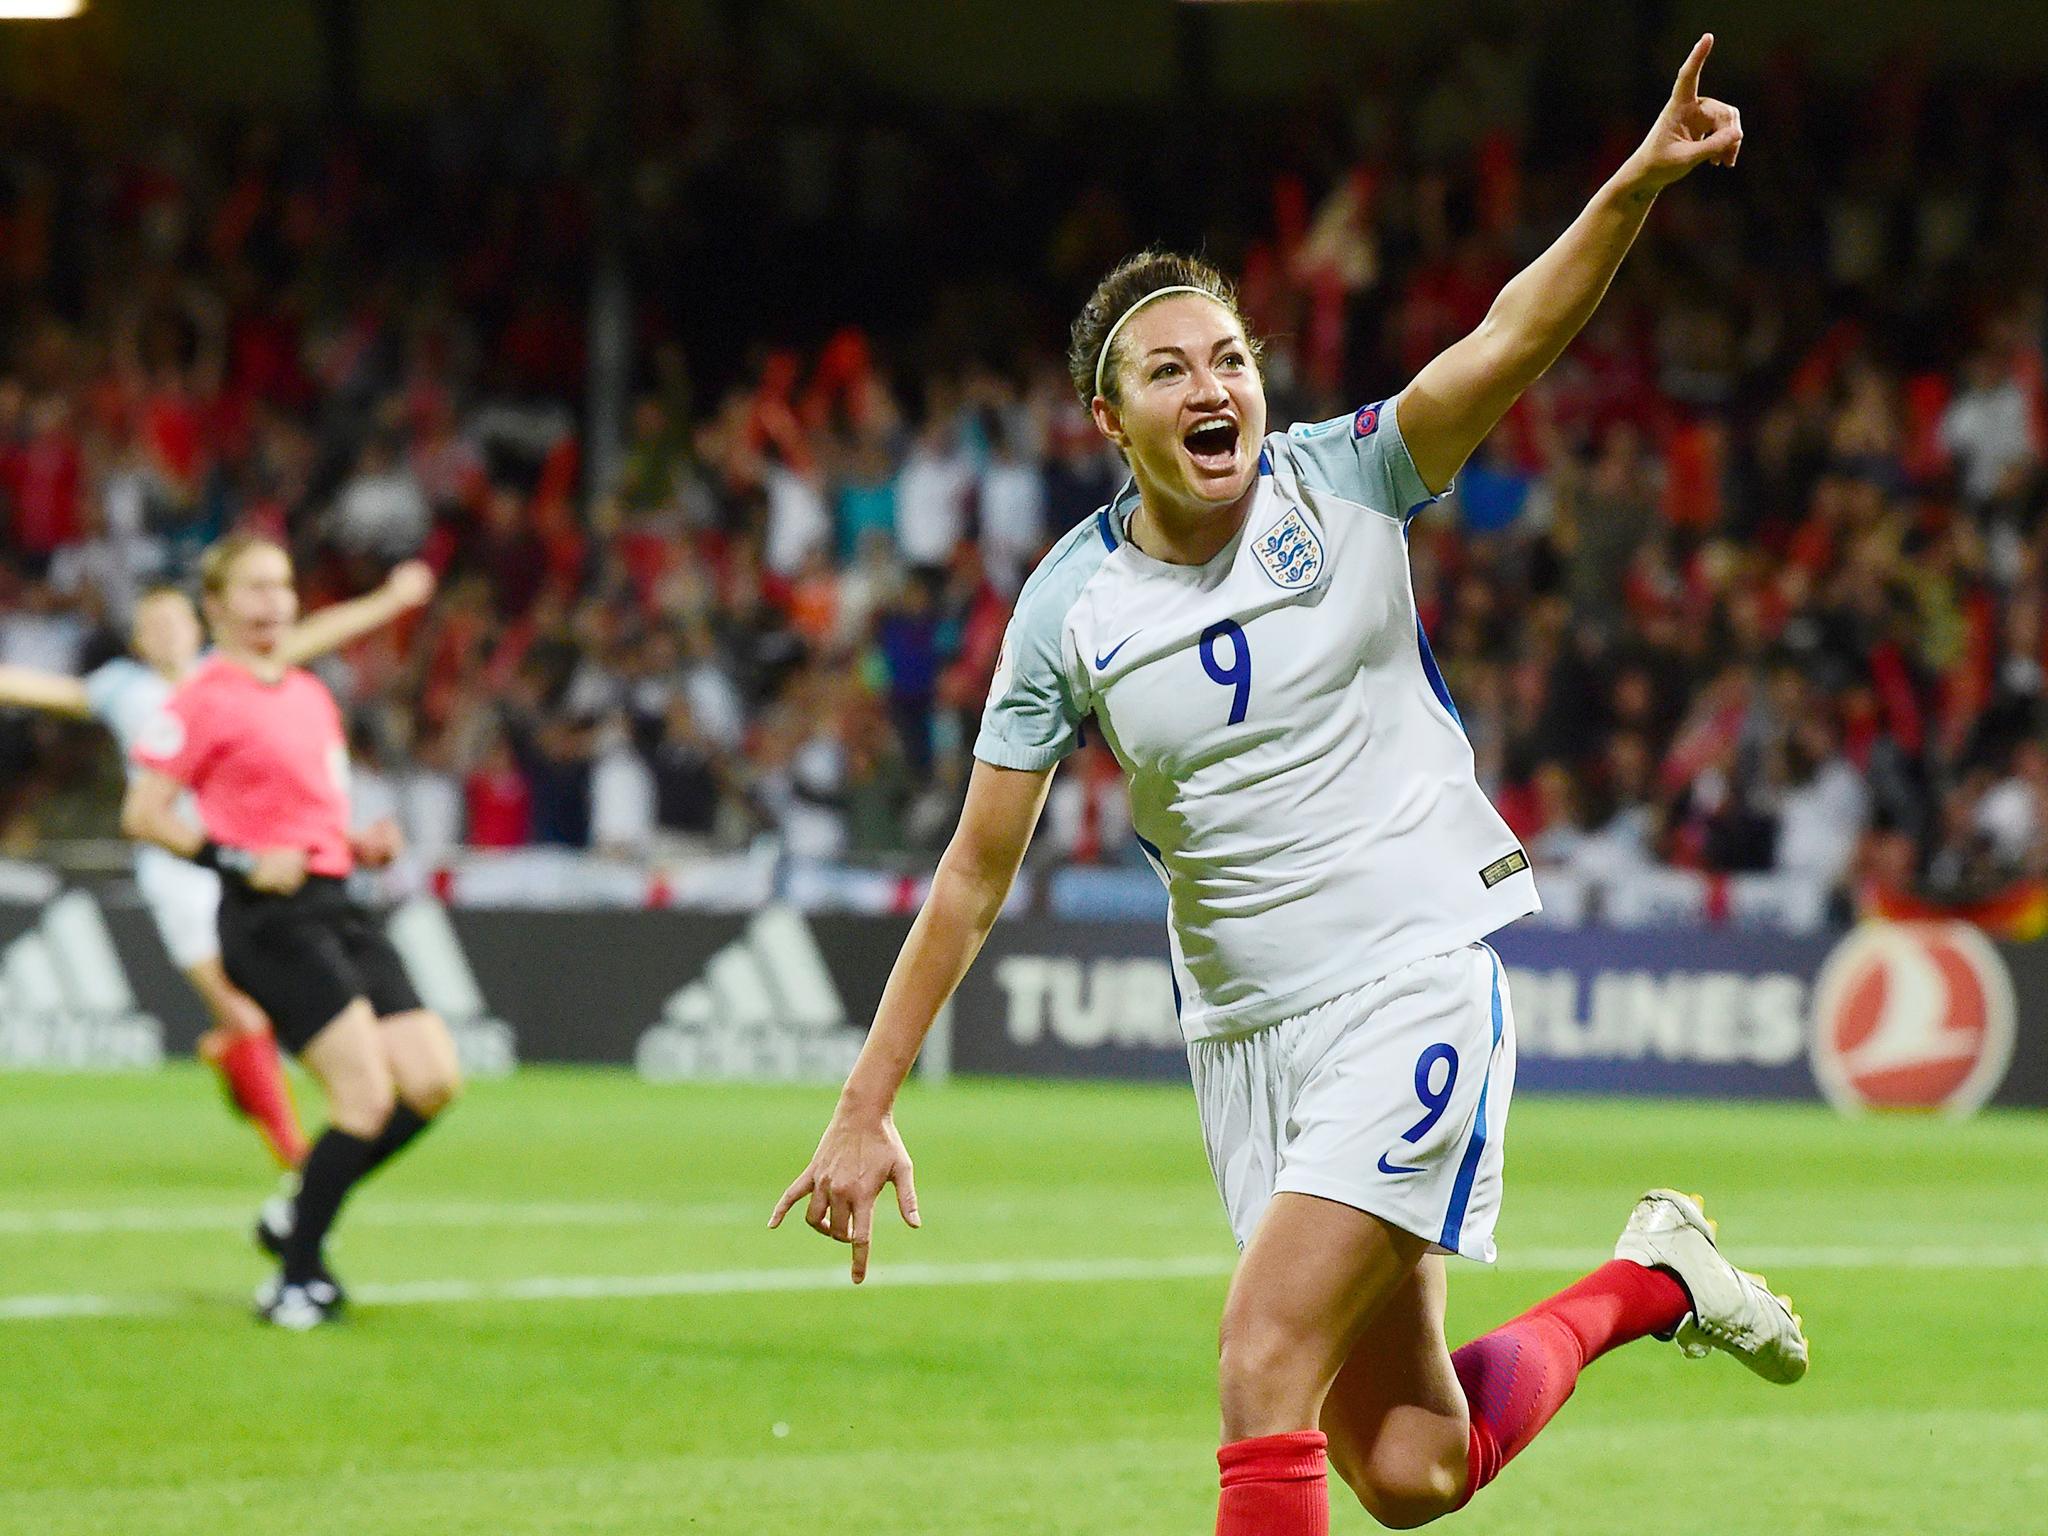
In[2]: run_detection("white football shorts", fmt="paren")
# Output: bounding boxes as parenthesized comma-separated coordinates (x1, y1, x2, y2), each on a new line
(1188, 941, 1516, 1262)
(135, 845, 223, 971)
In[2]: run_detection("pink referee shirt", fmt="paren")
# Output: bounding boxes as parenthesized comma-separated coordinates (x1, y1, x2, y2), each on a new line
(132, 654, 355, 878)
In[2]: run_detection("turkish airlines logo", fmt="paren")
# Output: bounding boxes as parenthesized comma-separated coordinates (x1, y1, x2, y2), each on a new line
(1810, 922, 2015, 1116)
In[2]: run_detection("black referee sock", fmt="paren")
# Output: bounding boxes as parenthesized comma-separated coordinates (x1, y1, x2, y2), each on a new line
(361, 1104, 433, 1178)
(284, 1128, 377, 1284)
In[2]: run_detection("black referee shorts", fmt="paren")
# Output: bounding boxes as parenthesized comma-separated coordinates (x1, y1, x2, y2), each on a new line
(218, 876, 423, 1054)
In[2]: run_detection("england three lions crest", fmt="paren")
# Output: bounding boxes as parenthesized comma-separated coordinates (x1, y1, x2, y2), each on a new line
(1255, 509, 1324, 590)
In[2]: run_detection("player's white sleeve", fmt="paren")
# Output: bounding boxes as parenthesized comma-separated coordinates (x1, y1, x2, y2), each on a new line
(972, 521, 1108, 771)
(83, 658, 144, 730)
(1282, 392, 1450, 522)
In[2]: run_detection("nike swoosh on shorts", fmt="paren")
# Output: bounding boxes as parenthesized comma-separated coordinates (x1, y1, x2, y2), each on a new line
(1377, 1151, 1425, 1175)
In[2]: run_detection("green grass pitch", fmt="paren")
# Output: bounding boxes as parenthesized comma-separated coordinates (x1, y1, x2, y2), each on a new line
(1, 1066, 2044, 1534)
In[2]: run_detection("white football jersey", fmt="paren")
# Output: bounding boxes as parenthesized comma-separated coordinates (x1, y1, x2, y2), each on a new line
(85, 657, 173, 776)
(976, 393, 1540, 1043)
(87, 656, 214, 901)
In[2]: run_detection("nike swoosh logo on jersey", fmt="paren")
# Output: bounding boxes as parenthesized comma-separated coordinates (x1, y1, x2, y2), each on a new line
(1094, 632, 1141, 670)
(1377, 1151, 1425, 1175)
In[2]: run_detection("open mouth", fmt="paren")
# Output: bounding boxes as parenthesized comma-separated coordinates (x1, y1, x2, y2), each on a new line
(1182, 418, 1240, 472)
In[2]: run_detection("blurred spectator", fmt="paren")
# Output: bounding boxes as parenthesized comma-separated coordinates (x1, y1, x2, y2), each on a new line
(1771, 716, 1869, 890)
(0, 577, 89, 673)
(1940, 352, 2038, 507)
(893, 416, 971, 575)
(589, 711, 658, 858)
(399, 731, 466, 863)
(645, 696, 728, 853)
(978, 421, 1048, 597)
(1978, 739, 2048, 876)
(836, 433, 898, 562)
(465, 733, 534, 850)
(332, 433, 432, 562)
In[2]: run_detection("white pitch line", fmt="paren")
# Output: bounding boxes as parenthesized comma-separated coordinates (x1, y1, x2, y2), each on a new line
(0, 1197, 1189, 1239)
(0, 1292, 167, 1320)
(0, 1200, 685, 1237)
(5, 1243, 2048, 1325)
(359, 1253, 1237, 1306)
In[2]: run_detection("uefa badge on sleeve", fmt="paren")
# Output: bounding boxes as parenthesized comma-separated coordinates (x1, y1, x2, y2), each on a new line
(1255, 509, 1324, 590)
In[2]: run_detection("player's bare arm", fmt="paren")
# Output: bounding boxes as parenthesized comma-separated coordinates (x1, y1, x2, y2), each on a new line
(0, 665, 92, 719)
(771, 759, 1056, 1282)
(1397, 33, 1742, 493)
(276, 559, 436, 668)
(121, 768, 307, 894)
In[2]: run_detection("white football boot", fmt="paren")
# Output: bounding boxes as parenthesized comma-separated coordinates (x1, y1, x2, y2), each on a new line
(1614, 1189, 1808, 1385)
(256, 1279, 336, 1331)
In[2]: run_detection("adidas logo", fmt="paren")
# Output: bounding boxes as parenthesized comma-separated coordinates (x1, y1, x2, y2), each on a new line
(636, 904, 866, 1083)
(0, 891, 165, 1069)
(384, 898, 519, 1078)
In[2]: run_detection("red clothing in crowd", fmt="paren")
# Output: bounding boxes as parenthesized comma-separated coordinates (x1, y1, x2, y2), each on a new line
(1, 420, 82, 554)
(465, 763, 533, 848)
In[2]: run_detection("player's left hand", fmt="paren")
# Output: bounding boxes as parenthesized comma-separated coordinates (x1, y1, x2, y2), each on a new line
(351, 818, 405, 868)
(1624, 33, 1742, 192)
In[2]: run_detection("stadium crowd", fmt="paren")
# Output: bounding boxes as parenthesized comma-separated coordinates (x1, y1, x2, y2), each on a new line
(2, 31, 2046, 923)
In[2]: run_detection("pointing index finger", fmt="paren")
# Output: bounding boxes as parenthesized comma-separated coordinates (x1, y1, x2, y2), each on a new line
(768, 1171, 814, 1228)
(1673, 33, 1712, 103)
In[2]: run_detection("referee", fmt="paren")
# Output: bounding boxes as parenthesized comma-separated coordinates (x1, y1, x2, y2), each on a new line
(122, 534, 462, 1329)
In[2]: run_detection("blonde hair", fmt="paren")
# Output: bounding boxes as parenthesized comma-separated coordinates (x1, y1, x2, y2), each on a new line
(198, 533, 290, 598)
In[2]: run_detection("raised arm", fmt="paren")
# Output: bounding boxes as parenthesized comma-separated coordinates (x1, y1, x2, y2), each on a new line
(1397, 34, 1743, 493)
(277, 560, 436, 668)
(0, 665, 91, 719)
(770, 758, 1057, 1281)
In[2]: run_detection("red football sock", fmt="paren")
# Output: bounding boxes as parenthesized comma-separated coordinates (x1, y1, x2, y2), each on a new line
(213, 1032, 310, 1169)
(1217, 1430, 1328, 1536)
(1452, 1260, 1689, 1505)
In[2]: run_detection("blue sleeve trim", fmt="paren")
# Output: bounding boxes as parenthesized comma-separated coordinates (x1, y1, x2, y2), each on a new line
(1415, 617, 1463, 730)
(1404, 489, 1450, 522)
(1131, 831, 1179, 1017)
(1437, 949, 1506, 1252)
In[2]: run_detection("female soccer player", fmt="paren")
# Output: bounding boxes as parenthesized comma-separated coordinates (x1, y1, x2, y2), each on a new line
(775, 37, 1803, 1531)
(121, 535, 461, 1330)
(0, 562, 435, 1168)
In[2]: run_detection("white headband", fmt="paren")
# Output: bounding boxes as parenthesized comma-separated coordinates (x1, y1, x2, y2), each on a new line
(1092, 284, 1213, 401)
